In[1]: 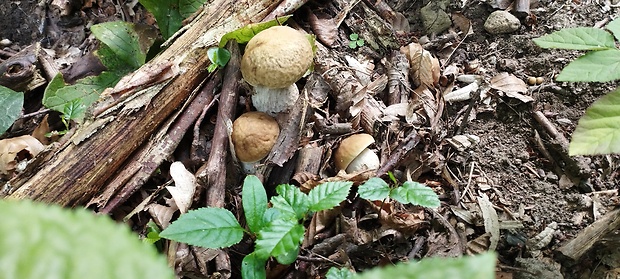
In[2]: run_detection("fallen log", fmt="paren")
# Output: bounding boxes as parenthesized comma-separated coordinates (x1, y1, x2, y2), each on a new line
(3, 0, 282, 206)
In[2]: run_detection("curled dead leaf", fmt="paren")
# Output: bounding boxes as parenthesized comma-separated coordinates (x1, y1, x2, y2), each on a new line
(490, 72, 528, 93)
(400, 42, 440, 88)
(0, 135, 45, 177)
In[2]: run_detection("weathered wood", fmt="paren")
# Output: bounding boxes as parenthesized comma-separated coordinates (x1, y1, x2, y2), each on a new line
(557, 208, 620, 261)
(5, 0, 281, 206)
(196, 42, 240, 208)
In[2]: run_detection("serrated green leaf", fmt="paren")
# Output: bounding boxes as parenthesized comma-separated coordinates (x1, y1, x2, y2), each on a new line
(308, 181, 352, 211)
(358, 177, 391, 201)
(390, 181, 440, 208)
(241, 253, 267, 279)
(91, 21, 156, 69)
(255, 219, 304, 259)
(569, 88, 620, 155)
(326, 267, 354, 279)
(350, 33, 359, 40)
(62, 99, 85, 121)
(0, 85, 23, 135)
(0, 200, 174, 279)
(43, 72, 119, 120)
(218, 16, 293, 48)
(263, 207, 282, 224)
(160, 207, 244, 249)
(533, 27, 615, 50)
(243, 175, 268, 233)
(607, 17, 620, 42)
(556, 49, 620, 82)
(349, 41, 358, 49)
(274, 244, 299, 265)
(354, 252, 496, 279)
(271, 184, 310, 220)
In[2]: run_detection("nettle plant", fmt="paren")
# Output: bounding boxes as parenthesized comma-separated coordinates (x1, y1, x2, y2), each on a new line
(534, 17, 620, 155)
(159, 175, 353, 278)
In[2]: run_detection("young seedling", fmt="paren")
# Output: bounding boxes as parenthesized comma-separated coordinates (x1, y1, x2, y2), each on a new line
(348, 33, 365, 49)
(357, 173, 440, 209)
(159, 175, 352, 279)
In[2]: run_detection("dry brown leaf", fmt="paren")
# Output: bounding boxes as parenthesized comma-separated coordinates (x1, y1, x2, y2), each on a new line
(307, 10, 338, 47)
(167, 161, 197, 213)
(400, 42, 440, 88)
(0, 135, 45, 177)
(477, 193, 500, 251)
(452, 12, 474, 36)
(490, 72, 528, 93)
(31, 114, 52, 145)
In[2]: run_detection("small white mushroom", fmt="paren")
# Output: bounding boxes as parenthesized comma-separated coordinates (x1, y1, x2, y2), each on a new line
(231, 111, 280, 173)
(240, 26, 314, 115)
(334, 133, 380, 173)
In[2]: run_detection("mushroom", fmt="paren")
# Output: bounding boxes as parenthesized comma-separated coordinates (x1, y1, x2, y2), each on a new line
(334, 133, 380, 173)
(240, 26, 314, 115)
(231, 111, 280, 173)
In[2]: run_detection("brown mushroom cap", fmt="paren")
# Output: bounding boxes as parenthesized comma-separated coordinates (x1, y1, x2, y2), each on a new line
(231, 111, 280, 162)
(334, 133, 376, 171)
(241, 26, 313, 89)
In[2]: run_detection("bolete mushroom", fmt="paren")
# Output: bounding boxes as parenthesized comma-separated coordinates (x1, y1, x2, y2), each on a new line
(334, 133, 380, 173)
(240, 26, 314, 115)
(231, 111, 280, 173)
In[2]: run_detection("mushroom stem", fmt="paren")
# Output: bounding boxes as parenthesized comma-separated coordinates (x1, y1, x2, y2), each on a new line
(251, 84, 300, 115)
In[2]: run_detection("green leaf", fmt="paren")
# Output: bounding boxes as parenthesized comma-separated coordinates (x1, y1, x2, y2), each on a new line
(326, 267, 354, 279)
(0, 200, 174, 279)
(241, 252, 267, 279)
(159, 207, 244, 249)
(533, 27, 615, 50)
(357, 39, 365, 47)
(569, 87, 620, 155)
(138, 0, 203, 39)
(358, 177, 391, 201)
(0, 86, 23, 135)
(218, 15, 292, 48)
(349, 41, 358, 49)
(349, 33, 359, 40)
(255, 219, 304, 259)
(243, 175, 268, 233)
(271, 184, 310, 220)
(390, 181, 440, 208)
(308, 181, 352, 212)
(62, 99, 86, 122)
(91, 21, 155, 69)
(262, 207, 282, 224)
(43, 72, 119, 120)
(606, 17, 620, 42)
(207, 47, 231, 68)
(274, 244, 299, 265)
(354, 252, 496, 279)
(557, 49, 620, 82)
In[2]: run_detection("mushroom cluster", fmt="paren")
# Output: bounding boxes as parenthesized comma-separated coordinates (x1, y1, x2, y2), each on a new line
(231, 111, 280, 173)
(334, 133, 380, 173)
(240, 26, 314, 115)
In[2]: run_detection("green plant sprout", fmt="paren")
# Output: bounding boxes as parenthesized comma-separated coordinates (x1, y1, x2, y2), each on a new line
(348, 33, 365, 49)
(357, 174, 441, 208)
(159, 175, 352, 278)
(533, 17, 620, 155)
